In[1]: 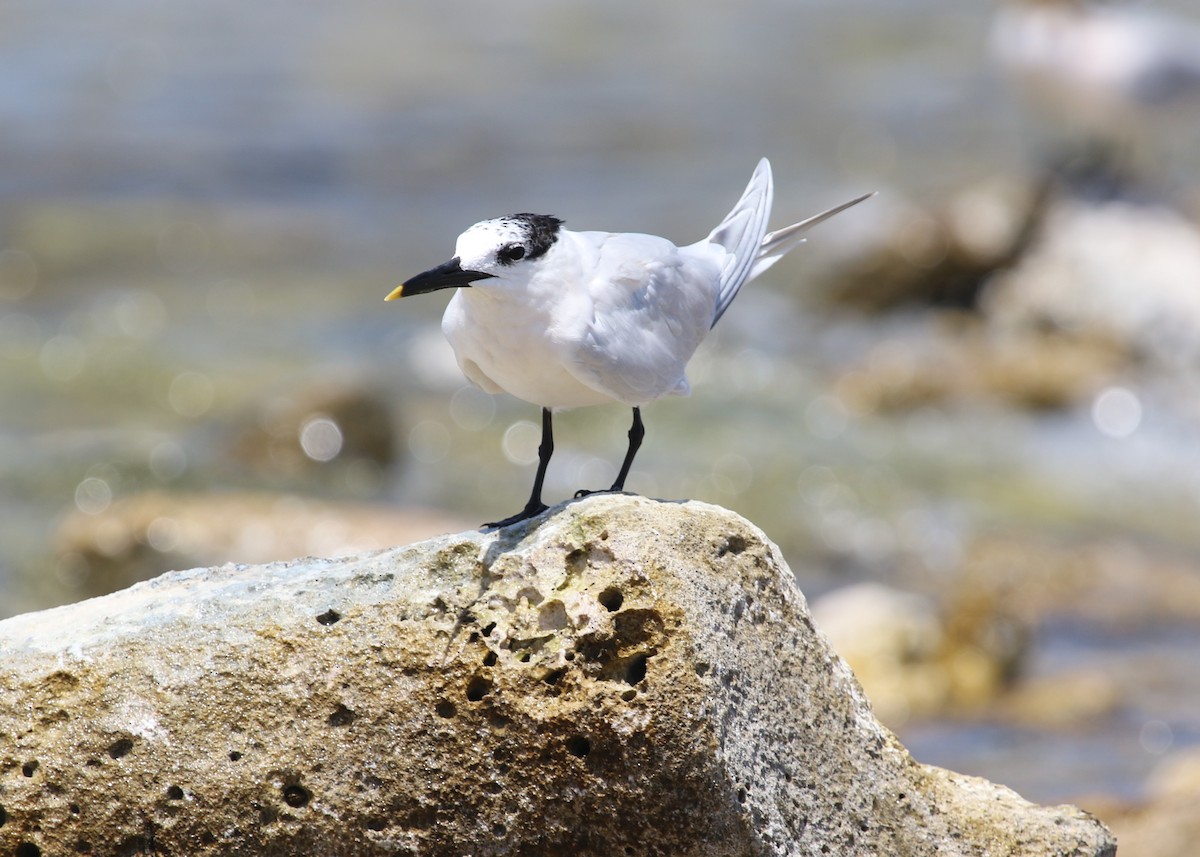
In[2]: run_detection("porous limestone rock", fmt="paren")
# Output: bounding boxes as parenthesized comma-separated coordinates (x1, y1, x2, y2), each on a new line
(0, 495, 1115, 856)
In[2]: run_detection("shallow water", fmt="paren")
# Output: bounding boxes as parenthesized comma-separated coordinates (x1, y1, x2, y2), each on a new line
(3, 0, 1200, 811)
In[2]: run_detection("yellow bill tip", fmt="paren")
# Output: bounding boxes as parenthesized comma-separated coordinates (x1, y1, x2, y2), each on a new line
(384, 284, 405, 302)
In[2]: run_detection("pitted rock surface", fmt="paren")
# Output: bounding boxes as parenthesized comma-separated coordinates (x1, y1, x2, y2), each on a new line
(0, 495, 1114, 856)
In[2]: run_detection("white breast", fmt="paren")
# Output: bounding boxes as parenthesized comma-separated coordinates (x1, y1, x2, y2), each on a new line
(441, 283, 614, 410)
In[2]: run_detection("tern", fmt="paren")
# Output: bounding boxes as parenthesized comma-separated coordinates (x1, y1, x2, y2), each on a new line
(387, 159, 870, 528)
(990, 0, 1200, 171)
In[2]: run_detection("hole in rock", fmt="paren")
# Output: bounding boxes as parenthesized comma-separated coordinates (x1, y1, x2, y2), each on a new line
(483, 780, 503, 795)
(435, 700, 457, 719)
(538, 599, 569, 631)
(565, 735, 591, 758)
(517, 586, 543, 606)
(519, 652, 532, 663)
(107, 738, 134, 759)
(21, 761, 38, 777)
(566, 548, 588, 576)
(0, 803, 5, 826)
(166, 785, 184, 800)
(737, 787, 747, 804)
(623, 653, 649, 685)
(327, 704, 357, 727)
(365, 817, 387, 831)
(69, 804, 81, 815)
(543, 669, 566, 686)
(116, 835, 151, 855)
(16, 843, 40, 857)
(482, 622, 497, 636)
(316, 609, 341, 626)
(695, 662, 710, 677)
(598, 586, 624, 612)
(482, 651, 498, 667)
(282, 784, 311, 808)
(228, 751, 243, 762)
(613, 608, 662, 646)
(75, 840, 92, 853)
(492, 822, 507, 838)
(718, 535, 748, 557)
(466, 675, 493, 701)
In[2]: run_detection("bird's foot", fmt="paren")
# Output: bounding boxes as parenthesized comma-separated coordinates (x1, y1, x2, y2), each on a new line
(572, 486, 630, 500)
(482, 501, 549, 530)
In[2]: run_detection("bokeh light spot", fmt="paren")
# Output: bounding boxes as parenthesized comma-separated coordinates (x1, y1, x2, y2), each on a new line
(146, 516, 181, 553)
(299, 416, 344, 462)
(502, 420, 541, 466)
(74, 477, 113, 516)
(449, 385, 496, 431)
(1139, 719, 1173, 756)
(1091, 387, 1142, 439)
(168, 371, 215, 418)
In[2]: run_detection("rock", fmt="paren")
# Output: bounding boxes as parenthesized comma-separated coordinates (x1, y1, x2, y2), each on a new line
(1091, 748, 1200, 857)
(820, 179, 1048, 313)
(0, 496, 1114, 856)
(1146, 747, 1200, 801)
(995, 669, 1123, 729)
(50, 490, 472, 601)
(810, 583, 1027, 725)
(982, 196, 1200, 370)
(834, 316, 1124, 413)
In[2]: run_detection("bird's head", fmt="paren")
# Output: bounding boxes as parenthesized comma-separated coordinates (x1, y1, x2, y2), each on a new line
(386, 213, 563, 300)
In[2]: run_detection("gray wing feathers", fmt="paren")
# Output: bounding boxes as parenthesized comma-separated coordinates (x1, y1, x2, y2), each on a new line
(708, 158, 775, 327)
(706, 159, 873, 328)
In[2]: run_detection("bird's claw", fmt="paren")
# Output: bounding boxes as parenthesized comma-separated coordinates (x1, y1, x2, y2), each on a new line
(482, 502, 548, 530)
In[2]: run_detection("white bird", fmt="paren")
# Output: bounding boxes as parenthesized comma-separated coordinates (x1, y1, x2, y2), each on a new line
(387, 159, 870, 528)
(990, 0, 1200, 166)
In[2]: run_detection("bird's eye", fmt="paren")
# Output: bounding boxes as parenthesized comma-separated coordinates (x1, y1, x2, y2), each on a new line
(498, 244, 526, 263)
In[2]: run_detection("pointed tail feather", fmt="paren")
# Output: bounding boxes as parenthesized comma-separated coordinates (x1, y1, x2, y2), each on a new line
(707, 158, 775, 327)
(749, 192, 875, 282)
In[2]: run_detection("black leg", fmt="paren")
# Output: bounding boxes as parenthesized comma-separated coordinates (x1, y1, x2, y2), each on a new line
(609, 406, 644, 491)
(483, 407, 553, 529)
(575, 407, 644, 498)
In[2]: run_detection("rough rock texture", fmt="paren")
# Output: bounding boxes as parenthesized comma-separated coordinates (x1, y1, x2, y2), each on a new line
(0, 495, 1115, 856)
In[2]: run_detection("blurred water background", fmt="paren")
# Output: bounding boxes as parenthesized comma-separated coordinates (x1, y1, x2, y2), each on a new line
(3, 0, 1200, 843)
